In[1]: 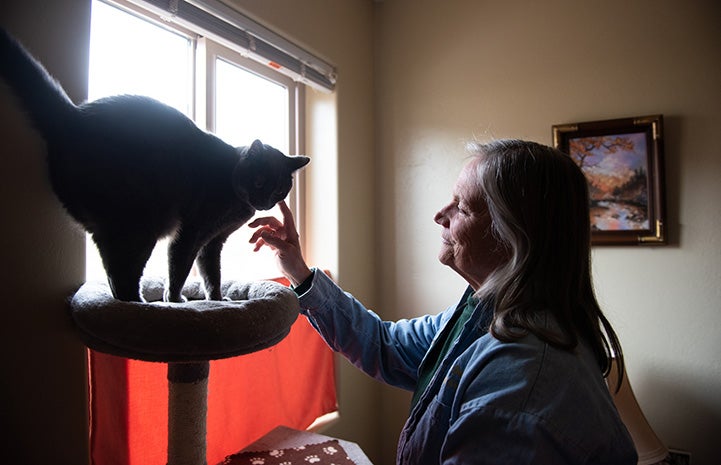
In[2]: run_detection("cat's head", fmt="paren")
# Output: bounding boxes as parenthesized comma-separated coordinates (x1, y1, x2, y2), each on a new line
(233, 139, 310, 211)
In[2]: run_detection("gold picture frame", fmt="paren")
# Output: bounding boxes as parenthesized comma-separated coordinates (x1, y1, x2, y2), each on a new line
(553, 115, 667, 245)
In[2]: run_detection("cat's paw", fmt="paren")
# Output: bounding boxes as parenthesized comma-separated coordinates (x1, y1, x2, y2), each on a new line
(163, 288, 188, 303)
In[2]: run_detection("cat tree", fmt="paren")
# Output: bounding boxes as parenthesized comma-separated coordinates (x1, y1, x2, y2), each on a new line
(70, 277, 300, 465)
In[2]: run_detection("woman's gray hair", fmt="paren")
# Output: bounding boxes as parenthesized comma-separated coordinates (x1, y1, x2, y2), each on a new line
(466, 139, 624, 389)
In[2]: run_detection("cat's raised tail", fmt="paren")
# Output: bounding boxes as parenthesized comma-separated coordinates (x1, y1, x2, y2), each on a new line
(0, 28, 77, 137)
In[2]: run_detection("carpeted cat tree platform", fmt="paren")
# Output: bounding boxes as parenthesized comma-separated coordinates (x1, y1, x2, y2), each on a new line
(70, 277, 300, 465)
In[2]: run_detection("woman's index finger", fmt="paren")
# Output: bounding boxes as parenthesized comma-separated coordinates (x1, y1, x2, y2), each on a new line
(279, 200, 296, 229)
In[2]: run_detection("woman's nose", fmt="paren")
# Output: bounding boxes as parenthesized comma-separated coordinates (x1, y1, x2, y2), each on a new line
(434, 205, 449, 225)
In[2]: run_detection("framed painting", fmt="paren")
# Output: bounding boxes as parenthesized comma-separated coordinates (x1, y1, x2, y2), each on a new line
(553, 115, 667, 245)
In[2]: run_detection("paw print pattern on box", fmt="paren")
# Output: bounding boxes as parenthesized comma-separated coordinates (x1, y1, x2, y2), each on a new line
(223, 440, 356, 465)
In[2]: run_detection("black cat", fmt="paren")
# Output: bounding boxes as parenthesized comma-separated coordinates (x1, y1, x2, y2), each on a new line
(0, 29, 309, 302)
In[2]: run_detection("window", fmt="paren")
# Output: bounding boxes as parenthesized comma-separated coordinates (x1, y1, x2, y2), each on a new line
(86, 0, 304, 284)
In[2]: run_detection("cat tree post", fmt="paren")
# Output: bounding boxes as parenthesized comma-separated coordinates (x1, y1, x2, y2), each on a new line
(168, 361, 211, 465)
(69, 279, 300, 465)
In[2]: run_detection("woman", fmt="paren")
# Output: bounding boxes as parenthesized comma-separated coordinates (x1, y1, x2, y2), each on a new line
(249, 139, 637, 464)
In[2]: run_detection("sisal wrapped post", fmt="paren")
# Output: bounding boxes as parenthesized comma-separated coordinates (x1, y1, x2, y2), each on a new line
(168, 361, 210, 465)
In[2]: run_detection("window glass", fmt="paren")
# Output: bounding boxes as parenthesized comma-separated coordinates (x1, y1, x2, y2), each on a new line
(88, 0, 193, 112)
(213, 58, 291, 280)
(214, 58, 288, 151)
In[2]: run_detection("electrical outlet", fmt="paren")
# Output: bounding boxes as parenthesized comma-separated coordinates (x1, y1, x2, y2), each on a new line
(667, 449, 691, 465)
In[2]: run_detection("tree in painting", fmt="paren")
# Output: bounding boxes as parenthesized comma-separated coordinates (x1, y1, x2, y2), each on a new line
(568, 133, 649, 231)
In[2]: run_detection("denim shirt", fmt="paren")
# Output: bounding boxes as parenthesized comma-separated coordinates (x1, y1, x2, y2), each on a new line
(298, 270, 637, 465)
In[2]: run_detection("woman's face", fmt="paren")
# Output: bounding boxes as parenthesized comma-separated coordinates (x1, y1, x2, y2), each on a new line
(434, 159, 507, 290)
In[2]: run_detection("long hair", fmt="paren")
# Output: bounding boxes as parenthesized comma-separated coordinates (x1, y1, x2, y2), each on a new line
(468, 139, 624, 389)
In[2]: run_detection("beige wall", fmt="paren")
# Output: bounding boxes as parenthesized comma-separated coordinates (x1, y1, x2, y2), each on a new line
(375, 0, 721, 463)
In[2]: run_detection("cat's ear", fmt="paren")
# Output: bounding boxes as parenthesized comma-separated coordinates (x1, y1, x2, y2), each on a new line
(248, 139, 264, 157)
(288, 155, 310, 171)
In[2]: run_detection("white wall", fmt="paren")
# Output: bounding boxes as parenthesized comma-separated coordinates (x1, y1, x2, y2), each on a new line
(374, 0, 721, 463)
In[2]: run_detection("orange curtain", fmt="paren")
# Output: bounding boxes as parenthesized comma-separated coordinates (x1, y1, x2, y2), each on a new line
(88, 290, 337, 465)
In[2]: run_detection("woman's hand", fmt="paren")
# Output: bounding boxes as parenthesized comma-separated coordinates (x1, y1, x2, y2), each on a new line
(248, 200, 313, 287)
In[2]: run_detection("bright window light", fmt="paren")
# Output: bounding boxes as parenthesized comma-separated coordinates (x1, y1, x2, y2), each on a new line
(214, 58, 288, 151)
(88, 0, 193, 112)
(213, 58, 291, 281)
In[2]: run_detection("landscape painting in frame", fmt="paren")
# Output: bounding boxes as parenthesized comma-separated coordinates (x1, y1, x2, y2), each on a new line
(552, 115, 667, 245)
